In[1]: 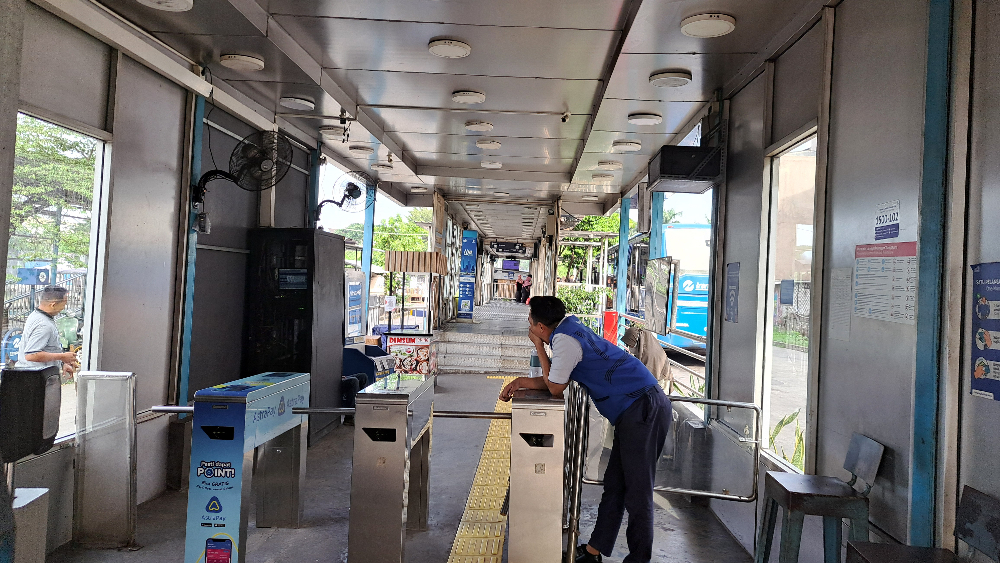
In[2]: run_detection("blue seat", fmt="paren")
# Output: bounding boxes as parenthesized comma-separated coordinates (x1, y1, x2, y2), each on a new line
(755, 433, 884, 563)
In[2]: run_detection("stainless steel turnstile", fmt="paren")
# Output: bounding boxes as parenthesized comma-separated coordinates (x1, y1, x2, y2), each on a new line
(508, 390, 567, 563)
(347, 375, 434, 563)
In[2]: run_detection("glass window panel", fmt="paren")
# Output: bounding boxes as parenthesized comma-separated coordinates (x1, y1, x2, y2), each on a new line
(764, 135, 817, 471)
(4, 113, 104, 438)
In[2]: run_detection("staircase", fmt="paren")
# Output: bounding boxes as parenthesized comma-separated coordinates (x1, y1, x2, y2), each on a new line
(434, 300, 535, 375)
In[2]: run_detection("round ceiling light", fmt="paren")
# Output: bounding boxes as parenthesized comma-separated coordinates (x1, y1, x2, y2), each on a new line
(476, 139, 502, 150)
(135, 0, 192, 12)
(649, 70, 693, 88)
(279, 97, 315, 111)
(371, 163, 393, 172)
(592, 173, 615, 181)
(220, 54, 265, 72)
(452, 90, 486, 104)
(680, 13, 737, 38)
(465, 120, 494, 132)
(318, 125, 345, 139)
(597, 160, 623, 171)
(612, 140, 642, 152)
(481, 161, 503, 169)
(582, 195, 599, 201)
(428, 38, 472, 59)
(348, 145, 375, 157)
(627, 112, 663, 126)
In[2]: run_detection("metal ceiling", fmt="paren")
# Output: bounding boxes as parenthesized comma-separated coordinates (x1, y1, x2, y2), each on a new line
(94, 0, 815, 240)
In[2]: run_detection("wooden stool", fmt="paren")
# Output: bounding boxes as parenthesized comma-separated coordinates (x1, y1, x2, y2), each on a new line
(755, 433, 884, 563)
(848, 486, 1000, 563)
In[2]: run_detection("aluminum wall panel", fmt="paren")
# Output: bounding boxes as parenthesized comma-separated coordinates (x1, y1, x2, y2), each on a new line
(19, 4, 111, 131)
(716, 73, 767, 407)
(188, 249, 248, 395)
(961, 0, 1000, 516)
(99, 55, 184, 412)
(274, 167, 308, 228)
(136, 416, 170, 504)
(13, 445, 75, 553)
(771, 21, 824, 144)
(820, 0, 929, 542)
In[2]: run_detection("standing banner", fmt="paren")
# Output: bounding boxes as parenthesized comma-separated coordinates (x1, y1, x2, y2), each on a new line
(971, 262, 1000, 400)
(458, 230, 478, 319)
(345, 269, 366, 345)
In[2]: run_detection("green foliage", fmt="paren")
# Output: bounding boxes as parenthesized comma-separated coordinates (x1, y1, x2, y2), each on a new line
(9, 114, 98, 278)
(769, 409, 805, 471)
(558, 211, 677, 282)
(556, 285, 608, 315)
(331, 208, 431, 269)
(773, 328, 809, 348)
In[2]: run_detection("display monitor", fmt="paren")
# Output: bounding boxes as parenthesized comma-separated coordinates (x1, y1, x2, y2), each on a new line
(502, 259, 520, 271)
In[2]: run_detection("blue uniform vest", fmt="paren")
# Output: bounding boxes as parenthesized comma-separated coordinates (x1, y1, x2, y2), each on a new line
(551, 316, 660, 424)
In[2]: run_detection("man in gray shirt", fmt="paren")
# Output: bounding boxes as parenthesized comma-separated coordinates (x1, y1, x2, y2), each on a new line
(16, 286, 78, 378)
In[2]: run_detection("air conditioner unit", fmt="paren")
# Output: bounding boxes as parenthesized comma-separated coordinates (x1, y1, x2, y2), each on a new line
(647, 145, 722, 193)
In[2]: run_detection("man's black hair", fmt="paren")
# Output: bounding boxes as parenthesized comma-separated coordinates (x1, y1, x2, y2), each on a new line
(40, 286, 68, 303)
(528, 296, 565, 328)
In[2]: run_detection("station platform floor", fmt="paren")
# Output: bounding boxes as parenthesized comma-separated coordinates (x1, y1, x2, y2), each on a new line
(48, 313, 751, 562)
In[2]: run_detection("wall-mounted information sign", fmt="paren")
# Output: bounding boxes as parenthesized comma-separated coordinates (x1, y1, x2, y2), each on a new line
(853, 242, 917, 324)
(971, 262, 1000, 401)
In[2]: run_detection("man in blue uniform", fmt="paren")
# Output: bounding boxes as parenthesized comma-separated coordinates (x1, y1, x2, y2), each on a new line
(500, 296, 671, 563)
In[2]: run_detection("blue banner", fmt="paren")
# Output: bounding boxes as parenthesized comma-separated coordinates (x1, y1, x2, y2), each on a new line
(459, 231, 478, 319)
(971, 262, 1000, 401)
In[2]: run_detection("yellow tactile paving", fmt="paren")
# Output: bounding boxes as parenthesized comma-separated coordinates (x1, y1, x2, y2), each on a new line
(448, 376, 516, 563)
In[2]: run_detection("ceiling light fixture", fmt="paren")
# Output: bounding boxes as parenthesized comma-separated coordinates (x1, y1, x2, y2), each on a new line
(410, 187, 428, 193)
(495, 192, 510, 197)
(348, 145, 375, 156)
(428, 38, 472, 58)
(680, 13, 737, 38)
(318, 125, 346, 139)
(371, 163, 393, 172)
(465, 204, 480, 208)
(612, 140, 642, 152)
(481, 161, 502, 169)
(597, 160, 623, 171)
(592, 173, 615, 181)
(135, 0, 192, 12)
(452, 90, 486, 104)
(649, 70, 693, 88)
(476, 139, 502, 150)
(465, 120, 494, 132)
(627, 112, 663, 126)
(219, 54, 265, 72)
(279, 97, 315, 111)
(582, 195, 599, 201)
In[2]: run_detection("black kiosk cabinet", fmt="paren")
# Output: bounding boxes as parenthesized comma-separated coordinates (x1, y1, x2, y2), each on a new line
(243, 228, 345, 441)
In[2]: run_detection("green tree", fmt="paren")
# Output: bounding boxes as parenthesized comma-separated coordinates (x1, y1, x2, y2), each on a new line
(330, 208, 431, 269)
(558, 211, 682, 283)
(8, 114, 98, 280)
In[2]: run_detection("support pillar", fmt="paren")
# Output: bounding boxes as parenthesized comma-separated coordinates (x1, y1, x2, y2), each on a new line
(0, 0, 26, 291)
(586, 246, 593, 286)
(650, 192, 665, 259)
(615, 198, 630, 314)
(307, 145, 321, 228)
(361, 185, 377, 327)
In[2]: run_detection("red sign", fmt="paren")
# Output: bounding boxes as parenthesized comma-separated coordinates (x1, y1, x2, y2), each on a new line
(855, 242, 917, 258)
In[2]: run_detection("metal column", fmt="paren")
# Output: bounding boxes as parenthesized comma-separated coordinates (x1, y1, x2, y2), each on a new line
(508, 390, 566, 563)
(650, 191, 665, 259)
(615, 198, 631, 314)
(361, 185, 377, 329)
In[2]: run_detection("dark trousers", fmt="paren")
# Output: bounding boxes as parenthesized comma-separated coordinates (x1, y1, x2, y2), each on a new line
(589, 389, 671, 563)
(341, 372, 370, 408)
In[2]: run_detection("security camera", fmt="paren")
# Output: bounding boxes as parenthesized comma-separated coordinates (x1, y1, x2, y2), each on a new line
(561, 112, 571, 123)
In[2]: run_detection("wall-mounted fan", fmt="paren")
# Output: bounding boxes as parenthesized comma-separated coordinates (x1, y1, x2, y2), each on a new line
(316, 170, 374, 219)
(191, 130, 293, 233)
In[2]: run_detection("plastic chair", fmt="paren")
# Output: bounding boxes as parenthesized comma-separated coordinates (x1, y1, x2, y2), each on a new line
(755, 432, 884, 563)
(847, 485, 1000, 563)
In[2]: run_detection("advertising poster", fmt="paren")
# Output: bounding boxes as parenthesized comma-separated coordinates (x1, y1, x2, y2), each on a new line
(725, 262, 740, 323)
(971, 262, 1000, 401)
(853, 242, 917, 324)
(387, 335, 432, 376)
(344, 270, 366, 345)
(458, 230, 478, 320)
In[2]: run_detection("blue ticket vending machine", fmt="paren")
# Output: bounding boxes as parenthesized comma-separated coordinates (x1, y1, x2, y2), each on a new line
(184, 372, 310, 563)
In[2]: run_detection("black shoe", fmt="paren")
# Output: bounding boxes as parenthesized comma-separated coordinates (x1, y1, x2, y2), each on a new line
(575, 545, 601, 563)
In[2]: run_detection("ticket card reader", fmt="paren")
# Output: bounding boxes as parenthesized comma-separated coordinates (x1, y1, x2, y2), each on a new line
(508, 390, 566, 563)
(184, 372, 309, 563)
(348, 374, 434, 562)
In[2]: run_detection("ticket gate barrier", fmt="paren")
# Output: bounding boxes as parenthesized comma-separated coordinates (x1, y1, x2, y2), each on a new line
(155, 372, 310, 563)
